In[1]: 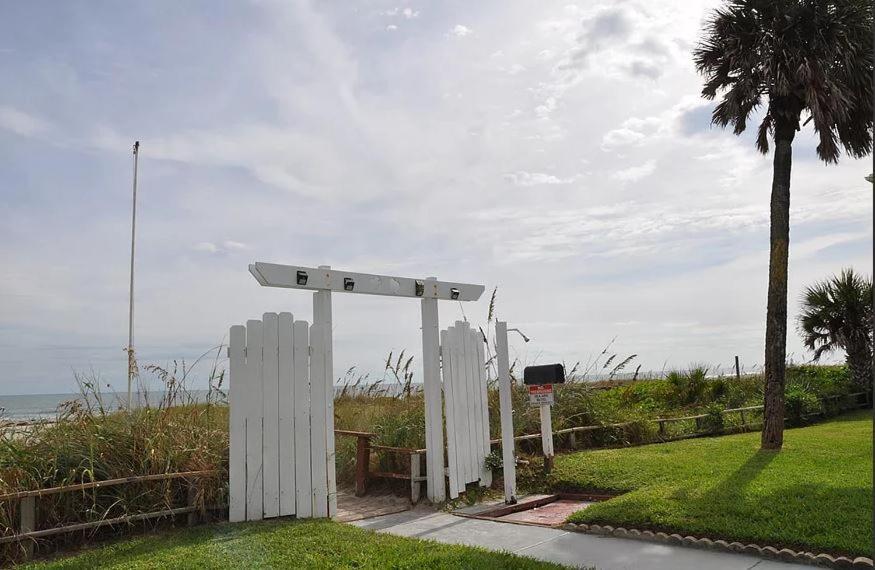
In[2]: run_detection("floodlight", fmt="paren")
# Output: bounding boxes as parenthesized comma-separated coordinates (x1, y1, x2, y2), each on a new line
(415, 280, 424, 296)
(450, 288, 460, 300)
(344, 277, 355, 291)
(296, 270, 308, 286)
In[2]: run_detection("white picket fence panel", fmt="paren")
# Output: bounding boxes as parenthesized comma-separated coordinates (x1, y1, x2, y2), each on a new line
(441, 321, 492, 499)
(229, 312, 334, 522)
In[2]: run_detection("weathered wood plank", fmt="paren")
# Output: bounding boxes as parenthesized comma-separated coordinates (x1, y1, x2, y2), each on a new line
(278, 312, 296, 517)
(228, 325, 247, 522)
(293, 320, 312, 518)
(244, 319, 264, 521)
(441, 328, 461, 499)
(261, 313, 280, 519)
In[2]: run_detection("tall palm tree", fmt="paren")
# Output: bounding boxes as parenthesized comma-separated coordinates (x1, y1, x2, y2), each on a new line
(799, 269, 873, 388)
(694, 0, 873, 450)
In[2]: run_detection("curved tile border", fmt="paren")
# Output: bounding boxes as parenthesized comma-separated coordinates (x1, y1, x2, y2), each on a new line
(561, 522, 872, 569)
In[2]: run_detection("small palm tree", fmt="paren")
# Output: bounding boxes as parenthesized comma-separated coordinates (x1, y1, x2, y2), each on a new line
(694, 0, 873, 450)
(799, 269, 873, 388)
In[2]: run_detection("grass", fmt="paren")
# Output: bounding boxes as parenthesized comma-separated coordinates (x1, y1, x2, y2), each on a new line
(554, 410, 873, 557)
(2, 358, 862, 563)
(22, 518, 567, 570)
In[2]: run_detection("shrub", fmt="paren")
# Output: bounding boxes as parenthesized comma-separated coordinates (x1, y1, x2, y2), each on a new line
(785, 386, 821, 426)
(701, 403, 725, 433)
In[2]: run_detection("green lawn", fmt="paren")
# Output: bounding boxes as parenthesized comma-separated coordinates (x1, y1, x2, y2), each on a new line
(24, 518, 566, 570)
(554, 410, 872, 557)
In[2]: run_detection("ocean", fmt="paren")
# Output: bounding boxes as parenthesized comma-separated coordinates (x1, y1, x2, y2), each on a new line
(0, 391, 213, 422)
(0, 384, 420, 422)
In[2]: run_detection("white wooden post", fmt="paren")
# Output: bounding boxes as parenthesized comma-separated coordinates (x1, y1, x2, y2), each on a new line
(309, 321, 329, 518)
(421, 277, 446, 502)
(540, 403, 554, 465)
(314, 266, 337, 518)
(495, 321, 516, 504)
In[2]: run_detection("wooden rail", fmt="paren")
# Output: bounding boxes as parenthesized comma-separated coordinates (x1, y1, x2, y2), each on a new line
(1, 470, 222, 560)
(0, 470, 217, 502)
(333, 430, 424, 503)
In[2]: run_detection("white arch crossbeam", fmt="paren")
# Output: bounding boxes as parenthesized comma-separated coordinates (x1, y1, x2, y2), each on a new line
(249, 262, 485, 301)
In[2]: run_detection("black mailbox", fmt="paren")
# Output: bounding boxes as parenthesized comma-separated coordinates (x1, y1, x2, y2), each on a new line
(523, 364, 565, 386)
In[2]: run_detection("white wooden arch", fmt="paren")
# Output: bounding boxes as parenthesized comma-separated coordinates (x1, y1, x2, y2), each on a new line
(245, 262, 485, 505)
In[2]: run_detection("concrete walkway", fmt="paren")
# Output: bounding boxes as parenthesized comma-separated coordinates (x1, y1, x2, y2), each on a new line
(351, 508, 813, 570)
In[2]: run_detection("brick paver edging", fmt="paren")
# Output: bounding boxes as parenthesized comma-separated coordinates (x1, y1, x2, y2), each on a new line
(561, 522, 873, 569)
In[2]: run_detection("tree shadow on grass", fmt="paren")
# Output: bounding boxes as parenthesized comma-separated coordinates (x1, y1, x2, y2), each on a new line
(686, 449, 872, 556)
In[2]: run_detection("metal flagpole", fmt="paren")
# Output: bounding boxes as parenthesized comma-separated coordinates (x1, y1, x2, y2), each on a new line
(127, 141, 140, 410)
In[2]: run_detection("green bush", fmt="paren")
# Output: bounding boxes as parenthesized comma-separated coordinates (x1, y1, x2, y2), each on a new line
(701, 403, 725, 433)
(785, 386, 821, 426)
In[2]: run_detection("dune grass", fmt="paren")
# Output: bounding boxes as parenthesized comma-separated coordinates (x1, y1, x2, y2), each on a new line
(22, 518, 567, 570)
(554, 411, 872, 557)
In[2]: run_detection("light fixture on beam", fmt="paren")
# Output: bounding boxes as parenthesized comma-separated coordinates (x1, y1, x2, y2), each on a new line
(415, 280, 424, 297)
(343, 277, 355, 291)
(296, 270, 308, 286)
(450, 288, 460, 300)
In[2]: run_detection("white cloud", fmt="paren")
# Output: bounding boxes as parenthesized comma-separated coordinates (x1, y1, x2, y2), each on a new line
(0, 106, 50, 137)
(611, 159, 657, 182)
(193, 242, 219, 253)
(223, 240, 247, 251)
(386, 24, 398, 31)
(0, 1, 870, 394)
(402, 7, 418, 19)
(451, 24, 472, 37)
(504, 171, 578, 186)
(193, 241, 247, 254)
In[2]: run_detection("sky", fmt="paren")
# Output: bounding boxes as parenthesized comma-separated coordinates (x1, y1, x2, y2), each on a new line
(0, 0, 871, 395)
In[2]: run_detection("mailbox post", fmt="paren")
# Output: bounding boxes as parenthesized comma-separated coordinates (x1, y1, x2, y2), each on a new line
(524, 364, 564, 473)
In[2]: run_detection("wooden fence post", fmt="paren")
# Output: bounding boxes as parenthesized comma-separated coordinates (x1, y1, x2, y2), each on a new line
(658, 420, 666, 439)
(186, 479, 199, 526)
(740, 409, 747, 429)
(734, 356, 740, 379)
(568, 431, 577, 449)
(355, 436, 370, 497)
(20, 496, 35, 559)
(410, 452, 422, 504)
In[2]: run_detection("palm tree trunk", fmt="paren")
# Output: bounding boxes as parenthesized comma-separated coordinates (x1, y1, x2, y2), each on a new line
(846, 343, 872, 390)
(761, 128, 794, 451)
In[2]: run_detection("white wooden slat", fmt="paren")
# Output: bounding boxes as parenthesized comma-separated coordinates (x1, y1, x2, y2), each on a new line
(309, 322, 329, 517)
(293, 320, 312, 518)
(474, 335, 492, 486)
(495, 321, 517, 504)
(244, 319, 264, 520)
(462, 322, 480, 484)
(467, 327, 485, 483)
(278, 312, 295, 517)
(440, 329, 460, 499)
(261, 313, 280, 518)
(451, 323, 471, 486)
(421, 294, 445, 502)
(314, 288, 337, 518)
(228, 325, 246, 523)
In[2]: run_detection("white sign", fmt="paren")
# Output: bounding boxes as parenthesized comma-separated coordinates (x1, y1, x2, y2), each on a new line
(528, 384, 554, 406)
